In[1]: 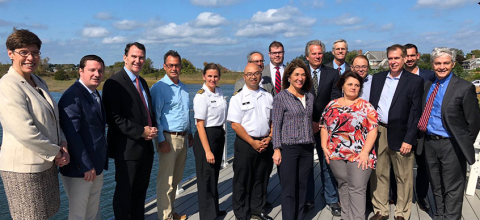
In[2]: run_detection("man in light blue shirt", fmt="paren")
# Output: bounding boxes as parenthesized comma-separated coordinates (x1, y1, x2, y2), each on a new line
(325, 39, 351, 75)
(151, 50, 193, 220)
(352, 55, 372, 101)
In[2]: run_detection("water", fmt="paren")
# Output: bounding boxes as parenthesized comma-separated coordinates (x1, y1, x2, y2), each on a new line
(0, 83, 236, 219)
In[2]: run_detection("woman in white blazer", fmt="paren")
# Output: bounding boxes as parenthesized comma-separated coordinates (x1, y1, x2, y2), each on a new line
(0, 28, 69, 220)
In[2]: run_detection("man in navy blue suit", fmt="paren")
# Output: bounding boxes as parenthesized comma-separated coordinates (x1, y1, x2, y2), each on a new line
(59, 55, 108, 219)
(369, 44, 424, 220)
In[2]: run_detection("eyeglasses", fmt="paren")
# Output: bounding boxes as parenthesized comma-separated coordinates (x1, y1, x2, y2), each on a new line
(269, 51, 284, 56)
(14, 50, 41, 58)
(244, 71, 262, 78)
(353, 65, 368, 70)
(165, 64, 181, 69)
(248, 60, 265, 64)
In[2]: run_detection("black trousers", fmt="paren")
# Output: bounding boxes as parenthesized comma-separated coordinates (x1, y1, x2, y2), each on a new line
(415, 148, 430, 200)
(425, 137, 467, 220)
(113, 155, 153, 220)
(279, 144, 314, 220)
(232, 135, 273, 219)
(193, 126, 225, 220)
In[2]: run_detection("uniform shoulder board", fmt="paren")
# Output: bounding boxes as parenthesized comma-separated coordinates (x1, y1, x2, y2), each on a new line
(260, 87, 267, 92)
(197, 88, 205, 94)
(232, 88, 242, 96)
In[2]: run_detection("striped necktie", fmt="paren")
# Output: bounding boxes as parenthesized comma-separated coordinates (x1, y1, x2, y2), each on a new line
(274, 66, 281, 93)
(417, 81, 440, 132)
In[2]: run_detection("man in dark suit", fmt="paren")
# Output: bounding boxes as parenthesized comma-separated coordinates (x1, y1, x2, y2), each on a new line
(59, 55, 108, 219)
(369, 44, 424, 220)
(404, 43, 435, 212)
(304, 39, 342, 216)
(264, 41, 286, 95)
(325, 39, 351, 75)
(102, 42, 158, 220)
(416, 47, 480, 220)
(234, 51, 275, 96)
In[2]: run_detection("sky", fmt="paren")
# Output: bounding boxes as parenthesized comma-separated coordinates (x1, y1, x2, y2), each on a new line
(0, 0, 479, 71)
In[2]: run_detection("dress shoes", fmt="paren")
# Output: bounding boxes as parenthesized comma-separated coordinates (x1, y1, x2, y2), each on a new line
(395, 216, 405, 220)
(326, 202, 341, 217)
(217, 210, 227, 216)
(304, 201, 315, 212)
(417, 197, 430, 212)
(251, 212, 273, 220)
(369, 211, 388, 220)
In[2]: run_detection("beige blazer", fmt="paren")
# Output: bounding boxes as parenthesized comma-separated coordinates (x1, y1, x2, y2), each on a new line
(0, 67, 65, 173)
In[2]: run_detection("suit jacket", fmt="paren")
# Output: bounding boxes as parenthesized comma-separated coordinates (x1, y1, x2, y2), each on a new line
(369, 69, 424, 151)
(59, 80, 108, 177)
(419, 68, 435, 83)
(325, 61, 351, 73)
(310, 65, 342, 122)
(102, 69, 156, 160)
(0, 67, 64, 173)
(416, 74, 480, 164)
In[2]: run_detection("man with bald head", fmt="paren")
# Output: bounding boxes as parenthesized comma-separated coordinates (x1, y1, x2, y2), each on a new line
(228, 63, 274, 220)
(351, 55, 372, 101)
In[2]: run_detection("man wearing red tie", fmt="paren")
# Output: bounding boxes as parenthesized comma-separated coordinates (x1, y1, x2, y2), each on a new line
(416, 47, 480, 220)
(265, 41, 286, 95)
(325, 39, 351, 75)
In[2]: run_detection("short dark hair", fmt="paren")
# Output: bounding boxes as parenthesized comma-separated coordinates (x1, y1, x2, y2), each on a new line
(164, 50, 181, 63)
(6, 28, 42, 51)
(203, 63, 221, 77)
(404, 43, 418, 54)
(124, 42, 146, 56)
(386, 44, 406, 58)
(335, 70, 364, 97)
(282, 59, 312, 91)
(269, 41, 284, 52)
(80, 55, 105, 70)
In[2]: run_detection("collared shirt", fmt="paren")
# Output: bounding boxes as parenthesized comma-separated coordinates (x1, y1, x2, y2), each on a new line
(426, 73, 452, 137)
(360, 75, 372, 102)
(193, 84, 227, 127)
(413, 67, 420, 75)
(310, 65, 321, 85)
(124, 67, 149, 108)
(333, 61, 347, 75)
(151, 76, 190, 143)
(227, 84, 273, 137)
(78, 78, 95, 94)
(377, 71, 402, 124)
(269, 62, 285, 84)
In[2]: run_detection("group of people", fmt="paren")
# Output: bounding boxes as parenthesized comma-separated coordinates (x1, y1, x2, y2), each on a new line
(0, 27, 479, 220)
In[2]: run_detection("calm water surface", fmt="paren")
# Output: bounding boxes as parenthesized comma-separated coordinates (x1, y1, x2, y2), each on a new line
(0, 83, 236, 219)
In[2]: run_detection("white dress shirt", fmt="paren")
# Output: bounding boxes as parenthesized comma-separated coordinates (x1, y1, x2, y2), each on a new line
(193, 84, 227, 127)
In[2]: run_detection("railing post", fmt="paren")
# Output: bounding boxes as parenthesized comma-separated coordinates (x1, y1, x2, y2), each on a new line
(222, 96, 229, 168)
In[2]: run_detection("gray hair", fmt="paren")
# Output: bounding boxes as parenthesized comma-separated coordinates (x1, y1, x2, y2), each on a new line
(247, 51, 264, 62)
(332, 39, 348, 51)
(431, 47, 456, 63)
(305, 40, 325, 56)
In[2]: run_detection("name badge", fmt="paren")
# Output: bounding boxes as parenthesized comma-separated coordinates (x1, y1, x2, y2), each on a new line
(242, 102, 250, 105)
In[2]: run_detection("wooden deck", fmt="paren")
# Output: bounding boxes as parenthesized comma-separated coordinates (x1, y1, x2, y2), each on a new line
(143, 158, 480, 220)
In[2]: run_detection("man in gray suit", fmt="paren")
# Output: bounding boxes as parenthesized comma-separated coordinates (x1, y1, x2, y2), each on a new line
(325, 39, 351, 75)
(234, 51, 275, 96)
(264, 41, 286, 95)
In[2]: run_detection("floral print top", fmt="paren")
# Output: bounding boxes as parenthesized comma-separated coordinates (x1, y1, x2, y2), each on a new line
(320, 98, 379, 169)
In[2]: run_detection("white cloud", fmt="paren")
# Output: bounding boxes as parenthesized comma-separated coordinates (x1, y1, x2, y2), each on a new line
(113, 20, 139, 30)
(190, 0, 240, 7)
(102, 36, 128, 44)
(81, 27, 109, 38)
(415, 0, 471, 9)
(94, 12, 114, 20)
(327, 13, 362, 26)
(235, 6, 315, 38)
(140, 37, 238, 45)
(379, 23, 394, 31)
(194, 12, 226, 27)
(305, 0, 325, 8)
(147, 22, 220, 39)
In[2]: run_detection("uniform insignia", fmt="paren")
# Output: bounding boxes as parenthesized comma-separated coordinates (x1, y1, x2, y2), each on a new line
(242, 102, 250, 105)
(211, 100, 217, 103)
(232, 88, 242, 96)
(197, 88, 205, 94)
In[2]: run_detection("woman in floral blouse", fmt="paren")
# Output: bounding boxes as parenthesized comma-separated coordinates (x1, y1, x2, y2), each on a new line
(320, 71, 378, 220)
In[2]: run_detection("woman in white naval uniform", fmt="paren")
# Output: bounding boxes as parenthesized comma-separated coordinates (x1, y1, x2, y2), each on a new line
(193, 63, 228, 219)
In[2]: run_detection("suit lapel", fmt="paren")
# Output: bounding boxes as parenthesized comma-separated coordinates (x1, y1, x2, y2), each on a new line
(27, 74, 55, 117)
(391, 70, 409, 107)
(75, 81, 104, 122)
(441, 74, 457, 118)
(317, 65, 328, 97)
(121, 70, 148, 117)
(370, 72, 387, 107)
(422, 81, 433, 108)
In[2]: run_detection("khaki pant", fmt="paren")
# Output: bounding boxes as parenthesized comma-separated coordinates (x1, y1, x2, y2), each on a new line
(62, 173, 103, 220)
(370, 125, 413, 218)
(156, 133, 188, 220)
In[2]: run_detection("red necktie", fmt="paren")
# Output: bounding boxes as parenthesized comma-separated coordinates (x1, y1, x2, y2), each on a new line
(337, 67, 342, 75)
(274, 66, 281, 93)
(136, 77, 152, 127)
(417, 82, 440, 132)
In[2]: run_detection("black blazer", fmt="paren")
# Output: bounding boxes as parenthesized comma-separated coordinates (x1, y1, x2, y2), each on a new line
(419, 68, 435, 82)
(416, 74, 480, 164)
(59, 80, 108, 177)
(369, 69, 424, 151)
(310, 65, 342, 122)
(325, 61, 351, 73)
(102, 69, 156, 160)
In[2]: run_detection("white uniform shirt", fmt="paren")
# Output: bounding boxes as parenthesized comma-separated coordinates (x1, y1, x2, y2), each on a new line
(227, 84, 273, 137)
(193, 84, 227, 127)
